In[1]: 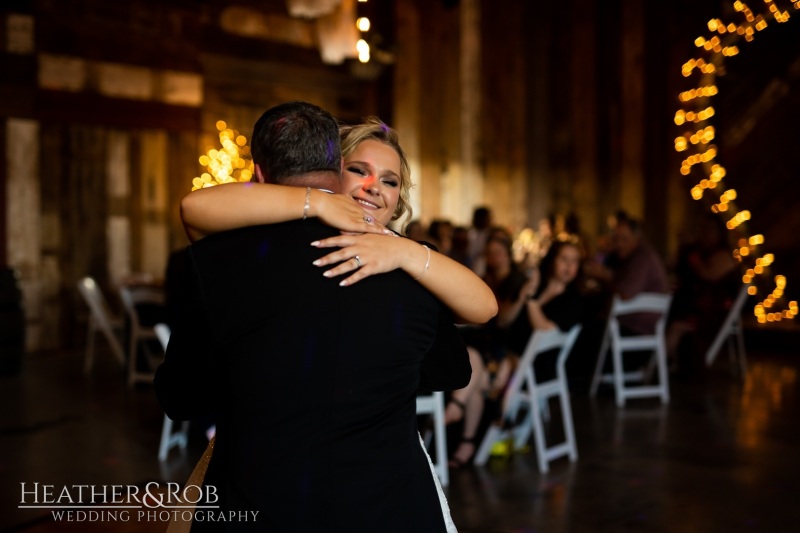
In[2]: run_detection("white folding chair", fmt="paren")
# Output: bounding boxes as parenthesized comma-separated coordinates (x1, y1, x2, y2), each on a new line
(705, 283, 749, 377)
(154, 323, 190, 461)
(474, 325, 582, 473)
(119, 285, 165, 388)
(590, 293, 672, 407)
(416, 391, 448, 487)
(77, 277, 125, 373)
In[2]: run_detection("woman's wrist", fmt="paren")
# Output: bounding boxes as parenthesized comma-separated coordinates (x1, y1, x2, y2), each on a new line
(414, 245, 431, 281)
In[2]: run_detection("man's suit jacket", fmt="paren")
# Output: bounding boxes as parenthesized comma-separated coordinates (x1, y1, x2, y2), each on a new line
(155, 219, 469, 532)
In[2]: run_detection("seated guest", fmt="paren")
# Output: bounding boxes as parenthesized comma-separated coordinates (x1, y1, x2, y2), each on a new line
(666, 214, 739, 370)
(446, 238, 585, 466)
(585, 211, 669, 334)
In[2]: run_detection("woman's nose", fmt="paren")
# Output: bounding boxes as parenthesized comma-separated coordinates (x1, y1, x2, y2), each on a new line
(363, 176, 379, 194)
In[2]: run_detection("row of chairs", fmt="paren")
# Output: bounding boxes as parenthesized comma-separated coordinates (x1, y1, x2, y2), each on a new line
(77, 276, 164, 388)
(78, 275, 750, 477)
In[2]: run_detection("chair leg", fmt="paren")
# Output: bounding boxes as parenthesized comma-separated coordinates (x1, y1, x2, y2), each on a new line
(432, 391, 448, 487)
(557, 374, 578, 462)
(158, 415, 174, 461)
(590, 332, 610, 397)
(84, 320, 96, 374)
(611, 345, 625, 407)
(530, 394, 549, 473)
(656, 343, 670, 404)
(474, 425, 503, 466)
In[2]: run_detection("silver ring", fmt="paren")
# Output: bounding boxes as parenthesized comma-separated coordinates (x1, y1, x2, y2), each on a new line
(364, 216, 373, 224)
(353, 255, 363, 268)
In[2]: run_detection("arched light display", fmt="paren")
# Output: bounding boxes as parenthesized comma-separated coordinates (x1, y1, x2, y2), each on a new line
(676, 0, 799, 323)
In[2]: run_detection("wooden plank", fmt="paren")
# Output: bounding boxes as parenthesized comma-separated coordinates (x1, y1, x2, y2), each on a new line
(36, 90, 201, 131)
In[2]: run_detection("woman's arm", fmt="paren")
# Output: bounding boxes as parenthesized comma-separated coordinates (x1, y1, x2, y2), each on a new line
(180, 182, 388, 242)
(525, 300, 557, 331)
(495, 273, 539, 329)
(310, 234, 498, 325)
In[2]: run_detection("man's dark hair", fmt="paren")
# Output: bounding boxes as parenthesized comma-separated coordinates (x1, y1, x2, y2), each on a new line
(250, 101, 341, 184)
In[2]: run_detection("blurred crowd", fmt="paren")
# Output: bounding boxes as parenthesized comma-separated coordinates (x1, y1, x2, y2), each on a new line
(411, 206, 741, 466)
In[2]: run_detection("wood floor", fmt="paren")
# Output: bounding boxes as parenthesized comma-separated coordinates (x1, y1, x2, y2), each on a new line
(1, 329, 797, 533)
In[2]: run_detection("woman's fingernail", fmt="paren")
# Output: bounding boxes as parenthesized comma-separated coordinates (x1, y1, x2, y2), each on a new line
(310, 241, 320, 246)
(312, 260, 321, 266)
(339, 279, 349, 287)
(323, 270, 332, 277)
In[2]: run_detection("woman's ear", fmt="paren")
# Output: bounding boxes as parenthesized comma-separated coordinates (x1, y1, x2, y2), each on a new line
(254, 164, 268, 184)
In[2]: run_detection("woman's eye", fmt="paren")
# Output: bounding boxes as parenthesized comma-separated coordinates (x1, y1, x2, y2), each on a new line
(382, 178, 399, 188)
(347, 166, 366, 176)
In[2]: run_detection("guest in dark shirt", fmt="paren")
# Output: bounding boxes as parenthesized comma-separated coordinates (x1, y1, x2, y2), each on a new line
(446, 238, 585, 466)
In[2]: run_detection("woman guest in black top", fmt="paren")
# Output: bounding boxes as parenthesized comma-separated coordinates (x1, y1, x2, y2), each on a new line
(447, 239, 585, 465)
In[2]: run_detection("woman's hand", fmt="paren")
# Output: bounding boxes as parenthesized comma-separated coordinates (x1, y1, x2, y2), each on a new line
(312, 192, 393, 236)
(520, 269, 541, 300)
(310, 233, 410, 286)
(538, 278, 566, 305)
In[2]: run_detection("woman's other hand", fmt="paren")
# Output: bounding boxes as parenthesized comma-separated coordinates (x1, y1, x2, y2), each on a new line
(310, 233, 409, 286)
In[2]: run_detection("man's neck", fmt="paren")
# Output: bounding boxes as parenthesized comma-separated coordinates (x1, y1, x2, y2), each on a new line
(285, 171, 341, 193)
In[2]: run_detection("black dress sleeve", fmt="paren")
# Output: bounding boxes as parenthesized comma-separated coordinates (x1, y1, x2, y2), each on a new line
(418, 307, 471, 392)
(154, 247, 218, 421)
(413, 240, 472, 392)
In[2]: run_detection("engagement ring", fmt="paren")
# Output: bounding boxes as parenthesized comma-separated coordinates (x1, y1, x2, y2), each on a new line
(364, 216, 373, 224)
(353, 255, 363, 268)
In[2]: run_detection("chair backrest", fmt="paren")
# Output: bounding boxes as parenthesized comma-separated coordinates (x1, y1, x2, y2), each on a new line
(611, 292, 672, 316)
(503, 324, 582, 414)
(154, 323, 171, 351)
(77, 277, 117, 327)
(119, 285, 165, 327)
(608, 292, 672, 337)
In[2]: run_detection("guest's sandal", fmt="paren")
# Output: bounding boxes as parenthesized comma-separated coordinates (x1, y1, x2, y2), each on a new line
(448, 435, 478, 468)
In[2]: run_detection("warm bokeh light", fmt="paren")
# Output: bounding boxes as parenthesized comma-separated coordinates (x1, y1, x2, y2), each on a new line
(357, 17, 371, 32)
(676, 0, 797, 321)
(191, 121, 255, 191)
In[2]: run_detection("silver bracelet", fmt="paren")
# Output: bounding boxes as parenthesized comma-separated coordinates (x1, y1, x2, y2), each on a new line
(302, 187, 311, 220)
(414, 245, 431, 281)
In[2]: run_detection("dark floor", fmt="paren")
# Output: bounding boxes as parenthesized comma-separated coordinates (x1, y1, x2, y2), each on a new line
(1, 328, 799, 533)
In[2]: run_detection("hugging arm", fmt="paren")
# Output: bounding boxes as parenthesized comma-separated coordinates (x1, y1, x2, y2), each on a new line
(312, 235, 498, 325)
(180, 182, 388, 242)
(419, 309, 472, 391)
(154, 249, 217, 421)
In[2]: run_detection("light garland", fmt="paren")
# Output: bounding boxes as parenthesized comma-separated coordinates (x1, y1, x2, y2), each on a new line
(675, 0, 798, 323)
(191, 120, 255, 191)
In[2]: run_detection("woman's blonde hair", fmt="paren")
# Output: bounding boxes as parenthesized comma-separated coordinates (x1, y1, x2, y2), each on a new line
(339, 117, 413, 227)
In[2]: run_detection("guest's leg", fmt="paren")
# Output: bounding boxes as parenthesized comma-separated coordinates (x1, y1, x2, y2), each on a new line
(445, 347, 485, 424)
(450, 357, 489, 467)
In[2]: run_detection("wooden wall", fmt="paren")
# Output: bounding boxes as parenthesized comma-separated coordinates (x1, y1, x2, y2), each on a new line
(394, 0, 699, 259)
(0, 0, 386, 350)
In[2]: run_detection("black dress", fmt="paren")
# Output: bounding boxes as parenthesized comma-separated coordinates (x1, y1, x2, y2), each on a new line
(155, 219, 470, 532)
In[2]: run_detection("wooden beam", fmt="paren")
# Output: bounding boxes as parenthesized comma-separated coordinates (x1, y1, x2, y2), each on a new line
(35, 90, 201, 131)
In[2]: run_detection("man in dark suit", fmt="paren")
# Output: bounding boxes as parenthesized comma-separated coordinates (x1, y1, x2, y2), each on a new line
(155, 101, 469, 532)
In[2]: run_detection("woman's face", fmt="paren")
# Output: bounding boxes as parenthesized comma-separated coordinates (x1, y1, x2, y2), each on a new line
(485, 240, 511, 272)
(553, 245, 580, 284)
(342, 139, 401, 226)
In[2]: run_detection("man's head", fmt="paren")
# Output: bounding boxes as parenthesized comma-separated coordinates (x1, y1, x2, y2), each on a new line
(612, 216, 642, 259)
(472, 206, 492, 230)
(250, 101, 341, 186)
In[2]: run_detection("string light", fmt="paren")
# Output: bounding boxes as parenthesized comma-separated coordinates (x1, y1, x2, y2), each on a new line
(676, 0, 797, 322)
(190, 121, 254, 191)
